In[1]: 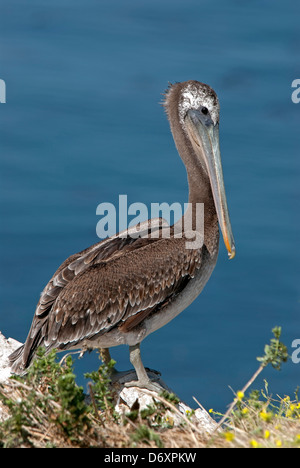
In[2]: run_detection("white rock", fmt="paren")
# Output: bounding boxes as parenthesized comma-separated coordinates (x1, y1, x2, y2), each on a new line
(0, 331, 22, 384)
(0, 332, 23, 421)
(112, 375, 217, 434)
(115, 386, 155, 413)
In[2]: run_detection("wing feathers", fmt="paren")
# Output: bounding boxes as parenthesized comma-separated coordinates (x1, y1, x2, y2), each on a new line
(45, 237, 201, 347)
(15, 232, 202, 371)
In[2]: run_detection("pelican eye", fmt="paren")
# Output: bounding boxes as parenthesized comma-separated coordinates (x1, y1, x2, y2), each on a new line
(201, 107, 208, 115)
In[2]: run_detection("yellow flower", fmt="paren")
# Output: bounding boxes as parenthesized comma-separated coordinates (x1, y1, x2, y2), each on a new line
(224, 431, 235, 442)
(264, 430, 270, 439)
(275, 439, 282, 447)
(285, 408, 294, 418)
(259, 409, 273, 422)
(209, 408, 214, 413)
(250, 439, 259, 448)
(295, 434, 300, 443)
(241, 408, 249, 415)
(165, 416, 174, 426)
(236, 391, 244, 401)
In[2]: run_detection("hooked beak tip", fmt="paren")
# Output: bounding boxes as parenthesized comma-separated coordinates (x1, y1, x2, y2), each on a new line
(224, 235, 236, 259)
(228, 248, 236, 260)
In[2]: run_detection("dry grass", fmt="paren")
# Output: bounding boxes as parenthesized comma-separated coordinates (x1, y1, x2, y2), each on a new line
(1, 374, 300, 448)
(0, 329, 298, 448)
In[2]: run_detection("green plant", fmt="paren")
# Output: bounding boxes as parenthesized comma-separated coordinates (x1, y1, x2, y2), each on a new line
(257, 326, 289, 370)
(85, 358, 117, 418)
(0, 348, 90, 447)
(131, 424, 164, 448)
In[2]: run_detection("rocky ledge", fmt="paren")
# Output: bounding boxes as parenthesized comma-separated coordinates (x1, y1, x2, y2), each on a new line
(0, 331, 216, 433)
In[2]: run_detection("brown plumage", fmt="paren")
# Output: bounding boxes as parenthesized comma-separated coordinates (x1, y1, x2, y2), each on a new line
(10, 231, 202, 371)
(10, 81, 235, 389)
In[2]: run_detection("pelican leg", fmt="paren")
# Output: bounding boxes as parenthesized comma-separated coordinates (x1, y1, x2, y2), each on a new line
(125, 343, 162, 392)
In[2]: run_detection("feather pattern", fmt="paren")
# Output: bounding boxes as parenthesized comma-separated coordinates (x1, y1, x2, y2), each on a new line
(10, 229, 203, 372)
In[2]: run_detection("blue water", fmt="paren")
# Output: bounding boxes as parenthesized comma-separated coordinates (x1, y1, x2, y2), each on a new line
(1, 0, 299, 412)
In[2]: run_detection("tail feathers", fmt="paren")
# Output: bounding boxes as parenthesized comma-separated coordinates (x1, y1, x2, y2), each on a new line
(9, 344, 28, 375)
(9, 324, 46, 375)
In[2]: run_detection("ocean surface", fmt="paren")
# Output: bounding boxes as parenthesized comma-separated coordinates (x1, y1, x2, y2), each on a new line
(0, 0, 299, 412)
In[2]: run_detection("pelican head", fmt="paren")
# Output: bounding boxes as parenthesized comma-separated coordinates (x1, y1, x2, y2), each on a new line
(165, 80, 235, 259)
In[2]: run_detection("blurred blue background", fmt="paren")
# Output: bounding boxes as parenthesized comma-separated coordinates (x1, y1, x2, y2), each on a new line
(0, 0, 299, 412)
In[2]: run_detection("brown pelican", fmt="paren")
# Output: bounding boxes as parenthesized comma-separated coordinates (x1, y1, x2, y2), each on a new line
(10, 81, 235, 390)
